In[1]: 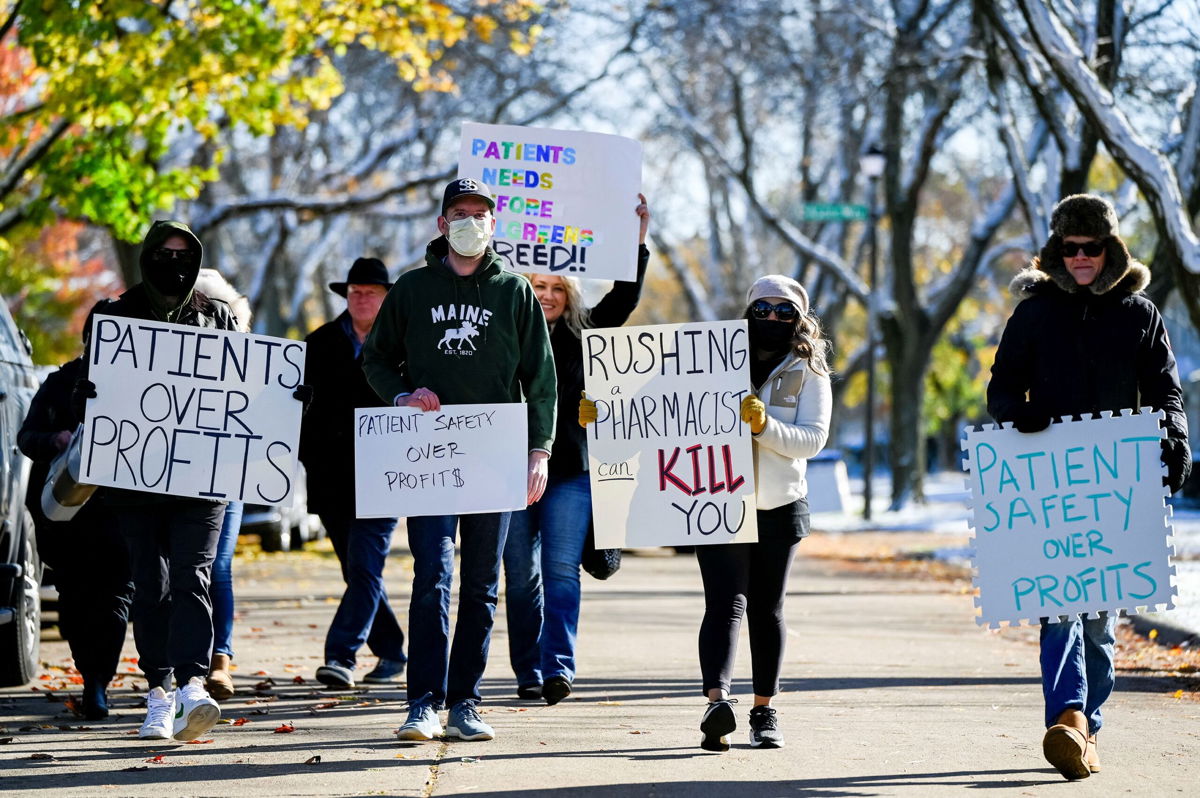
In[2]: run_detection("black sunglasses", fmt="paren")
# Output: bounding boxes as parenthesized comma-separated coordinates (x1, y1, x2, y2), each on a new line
(153, 247, 199, 263)
(1061, 240, 1106, 258)
(750, 300, 799, 321)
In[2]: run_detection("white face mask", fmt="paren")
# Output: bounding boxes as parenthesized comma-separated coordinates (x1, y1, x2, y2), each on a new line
(446, 216, 492, 257)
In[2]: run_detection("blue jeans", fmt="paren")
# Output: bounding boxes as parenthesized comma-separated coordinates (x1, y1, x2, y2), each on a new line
(407, 512, 510, 707)
(502, 473, 591, 685)
(324, 517, 406, 668)
(1040, 614, 1116, 734)
(211, 501, 242, 658)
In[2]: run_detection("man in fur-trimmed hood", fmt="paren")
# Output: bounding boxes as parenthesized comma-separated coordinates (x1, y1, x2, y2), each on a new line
(986, 193, 1190, 781)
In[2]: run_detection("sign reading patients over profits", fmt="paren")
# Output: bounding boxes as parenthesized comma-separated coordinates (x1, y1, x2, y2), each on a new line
(354, 403, 528, 518)
(583, 321, 758, 549)
(963, 411, 1176, 626)
(81, 315, 304, 506)
(458, 122, 642, 281)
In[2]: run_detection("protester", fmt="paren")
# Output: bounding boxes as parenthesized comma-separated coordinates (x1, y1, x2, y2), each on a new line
(192, 268, 252, 701)
(74, 220, 306, 741)
(582, 274, 831, 751)
(299, 257, 407, 689)
(987, 194, 1191, 780)
(363, 177, 556, 742)
(501, 195, 651, 706)
(18, 356, 132, 721)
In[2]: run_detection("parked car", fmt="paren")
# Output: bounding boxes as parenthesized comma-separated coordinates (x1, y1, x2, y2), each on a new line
(241, 465, 323, 552)
(0, 298, 41, 686)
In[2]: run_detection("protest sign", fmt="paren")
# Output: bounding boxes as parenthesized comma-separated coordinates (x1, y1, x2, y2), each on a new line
(963, 410, 1177, 627)
(81, 315, 304, 506)
(458, 121, 642, 281)
(354, 403, 528, 518)
(583, 320, 758, 549)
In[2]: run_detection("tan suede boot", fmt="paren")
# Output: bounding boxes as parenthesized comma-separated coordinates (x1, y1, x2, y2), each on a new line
(1043, 709, 1090, 780)
(206, 654, 235, 701)
(1086, 735, 1101, 773)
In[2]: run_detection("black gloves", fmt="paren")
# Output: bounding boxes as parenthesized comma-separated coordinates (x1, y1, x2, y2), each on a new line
(293, 384, 314, 415)
(1161, 437, 1192, 494)
(1009, 401, 1052, 433)
(70, 378, 97, 421)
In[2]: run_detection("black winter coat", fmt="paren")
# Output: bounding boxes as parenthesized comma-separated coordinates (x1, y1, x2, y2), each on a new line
(988, 258, 1190, 490)
(548, 245, 649, 478)
(298, 312, 389, 517)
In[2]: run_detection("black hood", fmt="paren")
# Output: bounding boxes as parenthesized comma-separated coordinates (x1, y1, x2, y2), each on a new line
(139, 220, 203, 319)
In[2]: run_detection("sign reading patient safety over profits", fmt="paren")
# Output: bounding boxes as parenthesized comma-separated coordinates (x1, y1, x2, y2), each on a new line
(583, 321, 758, 549)
(458, 122, 642, 281)
(962, 411, 1177, 627)
(81, 315, 305, 506)
(354, 404, 528, 518)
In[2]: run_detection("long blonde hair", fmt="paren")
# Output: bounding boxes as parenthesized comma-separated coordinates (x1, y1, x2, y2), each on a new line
(523, 273, 592, 338)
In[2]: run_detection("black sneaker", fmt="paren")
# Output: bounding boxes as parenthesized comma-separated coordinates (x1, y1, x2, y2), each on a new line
(543, 676, 571, 706)
(748, 705, 784, 749)
(516, 683, 543, 700)
(700, 699, 737, 752)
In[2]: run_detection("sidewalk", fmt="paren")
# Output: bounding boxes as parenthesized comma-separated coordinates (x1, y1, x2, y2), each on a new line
(1, 537, 1198, 796)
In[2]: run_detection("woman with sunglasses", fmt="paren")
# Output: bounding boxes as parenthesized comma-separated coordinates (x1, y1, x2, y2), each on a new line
(694, 275, 832, 751)
(988, 194, 1190, 780)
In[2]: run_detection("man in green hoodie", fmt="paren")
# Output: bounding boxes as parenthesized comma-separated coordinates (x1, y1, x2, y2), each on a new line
(74, 221, 258, 743)
(364, 178, 556, 742)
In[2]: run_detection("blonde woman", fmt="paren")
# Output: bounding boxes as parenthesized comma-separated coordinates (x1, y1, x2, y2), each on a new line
(502, 195, 651, 705)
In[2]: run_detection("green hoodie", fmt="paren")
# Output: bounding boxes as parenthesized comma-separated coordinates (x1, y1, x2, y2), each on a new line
(363, 238, 557, 452)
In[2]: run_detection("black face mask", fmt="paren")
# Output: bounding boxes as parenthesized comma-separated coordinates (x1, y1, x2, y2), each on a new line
(748, 318, 795, 353)
(147, 265, 191, 296)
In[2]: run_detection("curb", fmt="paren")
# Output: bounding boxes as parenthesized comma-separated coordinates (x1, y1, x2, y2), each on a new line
(1127, 611, 1200, 647)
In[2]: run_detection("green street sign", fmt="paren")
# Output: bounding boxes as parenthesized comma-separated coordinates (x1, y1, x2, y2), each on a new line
(801, 203, 868, 222)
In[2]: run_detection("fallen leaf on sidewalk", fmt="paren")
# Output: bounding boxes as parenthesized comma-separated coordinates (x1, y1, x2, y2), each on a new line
(292, 676, 306, 685)
(628, 730, 646, 735)
(394, 753, 407, 759)
(125, 730, 139, 735)
(29, 753, 55, 761)
(597, 701, 622, 706)
(145, 755, 165, 764)
(120, 766, 149, 772)
(310, 702, 338, 711)
(273, 723, 296, 734)
(186, 739, 214, 744)
(231, 717, 250, 726)
(1174, 689, 1184, 699)
(304, 755, 321, 765)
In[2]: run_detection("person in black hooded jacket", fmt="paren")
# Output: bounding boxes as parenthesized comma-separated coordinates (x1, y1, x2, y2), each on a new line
(987, 194, 1190, 781)
(74, 221, 239, 743)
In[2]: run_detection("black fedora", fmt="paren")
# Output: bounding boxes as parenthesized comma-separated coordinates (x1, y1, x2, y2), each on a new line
(329, 257, 392, 297)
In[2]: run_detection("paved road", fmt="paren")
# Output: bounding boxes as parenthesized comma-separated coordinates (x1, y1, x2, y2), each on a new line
(1, 537, 1197, 796)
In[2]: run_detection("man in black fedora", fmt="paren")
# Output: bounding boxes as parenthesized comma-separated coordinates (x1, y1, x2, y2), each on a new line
(299, 257, 407, 688)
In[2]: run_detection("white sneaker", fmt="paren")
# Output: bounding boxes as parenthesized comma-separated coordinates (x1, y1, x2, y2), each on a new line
(172, 676, 221, 741)
(139, 687, 176, 740)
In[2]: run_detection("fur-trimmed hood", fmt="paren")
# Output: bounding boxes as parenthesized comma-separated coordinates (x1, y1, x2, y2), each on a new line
(1009, 250, 1150, 300)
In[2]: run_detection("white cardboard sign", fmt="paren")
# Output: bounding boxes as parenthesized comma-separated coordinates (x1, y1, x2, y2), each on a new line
(354, 403, 528, 518)
(458, 122, 642, 281)
(583, 321, 758, 548)
(962, 411, 1177, 626)
(81, 315, 304, 506)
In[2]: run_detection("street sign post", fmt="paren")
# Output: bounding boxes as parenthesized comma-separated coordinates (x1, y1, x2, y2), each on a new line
(802, 203, 868, 222)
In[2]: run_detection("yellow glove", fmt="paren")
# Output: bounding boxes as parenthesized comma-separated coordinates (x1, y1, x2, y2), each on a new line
(579, 391, 598, 427)
(740, 394, 767, 435)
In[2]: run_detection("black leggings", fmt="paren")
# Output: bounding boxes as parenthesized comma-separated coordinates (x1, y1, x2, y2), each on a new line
(695, 536, 800, 697)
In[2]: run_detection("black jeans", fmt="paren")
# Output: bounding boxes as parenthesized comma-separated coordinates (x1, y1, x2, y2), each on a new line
(35, 508, 133, 683)
(116, 500, 225, 690)
(694, 501, 807, 697)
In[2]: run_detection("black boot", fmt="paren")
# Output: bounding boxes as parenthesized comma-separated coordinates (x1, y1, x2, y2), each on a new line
(81, 676, 110, 721)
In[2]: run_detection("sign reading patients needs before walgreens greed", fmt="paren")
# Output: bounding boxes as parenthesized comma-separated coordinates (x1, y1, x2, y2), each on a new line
(458, 122, 642, 281)
(583, 321, 758, 549)
(354, 403, 528, 518)
(963, 411, 1176, 627)
(81, 315, 305, 506)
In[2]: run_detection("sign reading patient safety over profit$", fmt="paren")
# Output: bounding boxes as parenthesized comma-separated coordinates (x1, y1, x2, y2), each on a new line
(354, 403, 528, 518)
(81, 315, 305, 506)
(583, 320, 758, 549)
(458, 121, 642, 281)
(962, 411, 1177, 626)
